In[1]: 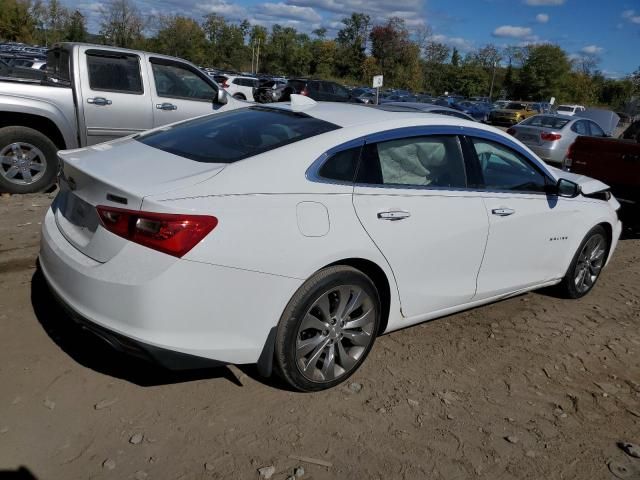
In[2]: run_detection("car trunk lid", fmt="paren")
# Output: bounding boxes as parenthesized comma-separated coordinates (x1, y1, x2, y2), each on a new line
(54, 138, 225, 262)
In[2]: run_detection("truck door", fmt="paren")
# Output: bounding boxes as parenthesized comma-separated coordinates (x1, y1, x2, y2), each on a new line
(78, 47, 153, 145)
(147, 57, 223, 126)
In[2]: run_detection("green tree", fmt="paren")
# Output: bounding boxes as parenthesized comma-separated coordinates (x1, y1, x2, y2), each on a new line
(450, 47, 461, 67)
(99, 0, 145, 48)
(65, 10, 87, 42)
(0, 0, 37, 42)
(518, 44, 571, 101)
(155, 15, 206, 63)
(335, 12, 370, 79)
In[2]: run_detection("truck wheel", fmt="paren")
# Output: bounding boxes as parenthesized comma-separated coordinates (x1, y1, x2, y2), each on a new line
(0, 126, 58, 194)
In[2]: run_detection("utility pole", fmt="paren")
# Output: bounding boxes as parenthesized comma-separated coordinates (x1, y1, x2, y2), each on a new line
(256, 38, 260, 74)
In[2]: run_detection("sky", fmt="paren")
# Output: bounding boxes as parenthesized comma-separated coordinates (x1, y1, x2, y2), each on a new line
(67, 0, 640, 77)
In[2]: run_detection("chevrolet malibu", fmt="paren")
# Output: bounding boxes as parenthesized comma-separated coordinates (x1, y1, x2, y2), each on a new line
(39, 98, 622, 391)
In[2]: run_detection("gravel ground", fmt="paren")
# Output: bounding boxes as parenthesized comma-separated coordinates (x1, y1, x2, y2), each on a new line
(0, 193, 639, 480)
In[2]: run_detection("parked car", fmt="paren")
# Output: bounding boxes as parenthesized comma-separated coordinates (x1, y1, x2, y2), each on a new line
(506, 113, 611, 166)
(621, 119, 640, 142)
(492, 100, 510, 110)
(564, 123, 640, 204)
(281, 79, 351, 102)
(488, 102, 543, 126)
(8, 57, 46, 70)
(253, 79, 288, 103)
(451, 101, 491, 122)
(375, 102, 476, 121)
(352, 91, 377, 104)
(213, 74, 258, 101)
(39, 99, 621, 391)
(555, 104, 586, 116)
(0, 42, 243, 194)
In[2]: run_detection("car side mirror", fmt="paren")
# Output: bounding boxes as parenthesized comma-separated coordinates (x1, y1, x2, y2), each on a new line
(214, 89, 228, 105)
(556, 178, 580, 198)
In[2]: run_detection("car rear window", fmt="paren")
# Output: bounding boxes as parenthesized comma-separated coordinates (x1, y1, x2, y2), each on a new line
(137, 106, 340, 163)
(521, 115, 570, 129)
(557, 106, 573, 112)
(506, 103, 526, 110)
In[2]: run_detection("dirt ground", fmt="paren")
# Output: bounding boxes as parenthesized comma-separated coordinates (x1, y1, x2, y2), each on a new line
(0, 192, 639, 480)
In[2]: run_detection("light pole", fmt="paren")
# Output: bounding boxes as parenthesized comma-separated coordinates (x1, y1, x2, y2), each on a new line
(488, 61, 497, 102)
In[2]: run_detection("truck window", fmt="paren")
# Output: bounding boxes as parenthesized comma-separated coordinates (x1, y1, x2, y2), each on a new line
(151, 61, 217, 101)
(86, 51, 143, 94)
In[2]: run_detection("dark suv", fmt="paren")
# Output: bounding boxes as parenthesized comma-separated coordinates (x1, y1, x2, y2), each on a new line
(282, 79, 351, 102)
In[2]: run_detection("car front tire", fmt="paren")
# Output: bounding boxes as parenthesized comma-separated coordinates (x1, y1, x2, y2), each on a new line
(558, 225, 609, 299)
(274, 266, 380, 392)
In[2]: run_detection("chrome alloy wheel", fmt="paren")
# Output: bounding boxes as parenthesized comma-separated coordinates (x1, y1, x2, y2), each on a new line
(0, 142, 46, 186)
(296, 285, 376, 382)
(574, 233, 606, 294)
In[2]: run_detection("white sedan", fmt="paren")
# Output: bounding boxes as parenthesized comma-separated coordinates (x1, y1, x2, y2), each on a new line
(39, 97, 622, 391)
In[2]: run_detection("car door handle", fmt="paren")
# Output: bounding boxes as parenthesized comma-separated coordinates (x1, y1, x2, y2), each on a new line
(156, 103, 178, 111)
(87, 97, 112, 106)
(622, 153, 639, 162)
(377, 210, 411, 221)
(492, 208, 515, 216)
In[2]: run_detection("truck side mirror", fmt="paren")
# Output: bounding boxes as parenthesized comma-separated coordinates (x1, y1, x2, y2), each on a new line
(214, 89, 228, 105)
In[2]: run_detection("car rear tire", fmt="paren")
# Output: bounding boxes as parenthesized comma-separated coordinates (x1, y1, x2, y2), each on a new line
(557, 225, 609, 299)
(274, 266, 380, 392)
(0, 126, 58, 194)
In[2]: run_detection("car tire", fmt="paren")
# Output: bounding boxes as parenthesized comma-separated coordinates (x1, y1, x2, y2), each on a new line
(274, 266, 380, 392)
(0, 126, 58, 194)
(232, 93, 246, 100)
(557, 225, 609, 299)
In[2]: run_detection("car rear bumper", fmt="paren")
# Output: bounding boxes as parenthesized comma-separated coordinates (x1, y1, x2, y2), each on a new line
(525, 144, 565, 165)
(39, 206, 302, 367)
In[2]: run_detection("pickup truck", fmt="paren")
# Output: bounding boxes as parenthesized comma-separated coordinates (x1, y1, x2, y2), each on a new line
(564, 124, 640, 204)
(0, 42, 243, 193)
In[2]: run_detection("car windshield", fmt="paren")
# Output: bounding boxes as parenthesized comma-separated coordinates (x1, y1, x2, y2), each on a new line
(137, 107, 340, 163)
(506, 103, 526, 110)
(521, 115, 570, 129)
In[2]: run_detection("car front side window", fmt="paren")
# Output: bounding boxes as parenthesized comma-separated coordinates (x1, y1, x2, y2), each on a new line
(151, 60, 217, 101)
(471, 138, 548, 193)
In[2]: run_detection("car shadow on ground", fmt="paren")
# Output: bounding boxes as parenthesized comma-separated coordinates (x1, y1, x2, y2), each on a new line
(0, 467, 38, 479)
(618, 204, 640, 240)
(30, 269, 248, 388)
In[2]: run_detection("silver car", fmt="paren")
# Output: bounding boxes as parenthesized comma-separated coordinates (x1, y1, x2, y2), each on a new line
(507, 114, 608, 166)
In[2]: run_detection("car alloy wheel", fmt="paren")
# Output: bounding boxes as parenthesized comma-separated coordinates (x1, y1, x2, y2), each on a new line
(573, 232, 606, 294)
(0, 142, 46, 186)
(295, 285, 376, 382)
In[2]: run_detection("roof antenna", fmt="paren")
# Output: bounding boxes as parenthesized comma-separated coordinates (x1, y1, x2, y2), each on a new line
(290, 94, 317, 111)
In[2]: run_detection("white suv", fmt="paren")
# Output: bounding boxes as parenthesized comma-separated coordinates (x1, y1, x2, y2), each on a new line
(556, 104, 586, 116)
(214, 74, 259, 101)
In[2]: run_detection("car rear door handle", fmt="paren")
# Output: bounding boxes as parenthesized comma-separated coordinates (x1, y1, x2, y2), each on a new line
(377, 210, 411, 221)
(622, 153, 639, 162)
(492, 208, 515, 216)
(156, 103, 178, 111)
(87, 97, 112, 106)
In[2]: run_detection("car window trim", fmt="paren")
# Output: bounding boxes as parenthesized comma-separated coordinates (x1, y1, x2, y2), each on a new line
(306, 125, 557, 190)
(85, 49, 144, 95)
(149, 56, 218, 102)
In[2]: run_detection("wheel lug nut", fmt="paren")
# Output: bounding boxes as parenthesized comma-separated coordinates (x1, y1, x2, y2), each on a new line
(323, 330, 329, 336)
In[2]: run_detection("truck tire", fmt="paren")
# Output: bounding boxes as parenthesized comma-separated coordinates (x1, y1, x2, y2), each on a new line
(0, 126, 58, 194)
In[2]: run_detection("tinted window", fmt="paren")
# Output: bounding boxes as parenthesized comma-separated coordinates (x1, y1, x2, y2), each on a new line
(318, 147, 361, 182)
(356, 135, 467, 188)
(506, 103, 526, 110)
(138, 107, 340, 163)
(472, 139, 547, 193)
(557, 106, 573, 112)
(588, 121, 605, 137)
(86, 52, 142, 94)
(151, 61, 216, 101)
(289, 80, 307, 92)
(521, 115, 570, 129)
(571, 120, 588, 135)
(214, 75, 228, 84)
(334, 84, 350, 99)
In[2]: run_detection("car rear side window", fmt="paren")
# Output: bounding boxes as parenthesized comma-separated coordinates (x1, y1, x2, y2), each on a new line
(318, 147, 361, 182)
(137, 107, 340, 163)
(86, 51, 143, 94)
(356, 135, 467, 188)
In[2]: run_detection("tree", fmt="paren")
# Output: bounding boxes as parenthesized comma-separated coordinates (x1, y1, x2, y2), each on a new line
(450, 48, 461, 67)
(370, 17, 421, 89)
(155, 15, 206, 63)
(0, 0, 37, 42)
(312, 27, 326, 40)
(335, 12, 370, 79)
(473, 44, 501, 69)
(99, 0, 144, 48)
(518, 44, 571, 101)
(66, 10, 87, 42)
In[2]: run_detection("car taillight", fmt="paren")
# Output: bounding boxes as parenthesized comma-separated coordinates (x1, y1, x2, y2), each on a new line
(506, 128, 516, 136)
(96, 206, 218, 258)
(301, 87, 308, 96)
(222, 81, 229, 88)
(540, 132, 561, 141)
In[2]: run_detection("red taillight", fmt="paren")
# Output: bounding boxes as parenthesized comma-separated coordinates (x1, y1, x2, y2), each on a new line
(222, 80, 229, 88)
(96, 206, 218, 258)
(300, 87, 308, 96)
(540, 132, 562, 141)
(506, 128, 516, 136)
